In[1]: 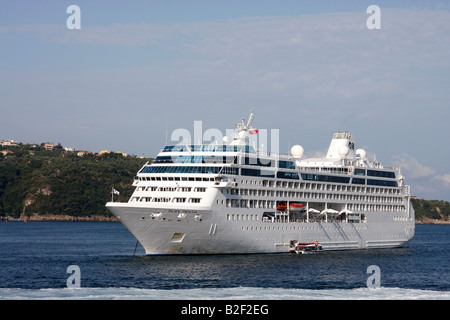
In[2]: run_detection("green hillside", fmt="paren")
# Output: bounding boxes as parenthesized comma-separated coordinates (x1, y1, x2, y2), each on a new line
(410, 198, 450, 222)
(0, 143, 150, 219)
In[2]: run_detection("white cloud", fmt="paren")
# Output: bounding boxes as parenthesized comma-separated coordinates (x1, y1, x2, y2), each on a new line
(412, 184, 439, 196)
(2, 10, 449, 106)
(392, 154, 450, 200)
(392, 153, 435, 179)
(434, 174, 450, 188)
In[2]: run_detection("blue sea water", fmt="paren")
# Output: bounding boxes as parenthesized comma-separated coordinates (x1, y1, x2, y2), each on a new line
(0, 222, 448, 300)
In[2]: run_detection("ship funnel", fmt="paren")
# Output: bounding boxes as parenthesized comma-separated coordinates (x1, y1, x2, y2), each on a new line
(326, 132, 356, 159)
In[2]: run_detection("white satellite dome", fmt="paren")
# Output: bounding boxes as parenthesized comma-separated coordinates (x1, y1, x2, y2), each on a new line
(291, 145, 304, 159)
(338, 145, 349, 159)
(356, 148, 366, 159)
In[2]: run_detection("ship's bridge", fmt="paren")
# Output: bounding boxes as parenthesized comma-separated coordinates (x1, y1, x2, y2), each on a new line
(161, 144, 256, 153)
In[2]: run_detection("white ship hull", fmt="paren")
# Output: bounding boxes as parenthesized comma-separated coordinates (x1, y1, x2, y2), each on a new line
(106, 201, 415, 255)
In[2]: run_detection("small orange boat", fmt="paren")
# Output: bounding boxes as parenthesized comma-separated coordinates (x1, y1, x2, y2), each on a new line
(289, 202, 304, 210)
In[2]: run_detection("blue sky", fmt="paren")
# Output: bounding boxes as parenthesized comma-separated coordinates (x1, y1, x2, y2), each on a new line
(1, 1, 449, 201)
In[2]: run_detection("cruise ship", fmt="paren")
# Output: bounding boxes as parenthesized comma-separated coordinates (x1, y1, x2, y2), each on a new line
(106, 110, 415, 255)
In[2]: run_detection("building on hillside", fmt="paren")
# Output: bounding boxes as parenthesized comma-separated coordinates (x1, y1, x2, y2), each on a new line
(77, 150, 92, 157)
(44, 142, 54, 151)
(99, 150, 110, 155)
(0, 140, 18, 147)
(99, 150, 127, 157)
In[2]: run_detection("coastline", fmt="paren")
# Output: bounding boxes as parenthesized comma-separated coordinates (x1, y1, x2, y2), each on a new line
(414, 217, 450, 225)
(0, 213, 119, 222)
(1, 214, 448, 224)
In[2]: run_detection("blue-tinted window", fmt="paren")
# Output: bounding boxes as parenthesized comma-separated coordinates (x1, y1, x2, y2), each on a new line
(367, 179, 397, 187)
(367, 170, 395, 178)
(277, 171, 299, 180)
(352, 178, 366, 185)
(139, 166, 225, 174)
(154, 156, 173, 163)
(155, 155, 236, 164)
(301, 174, 350, 183)
(241, 168, 275, 178)
(161, 145, 256, 153)
(279, 161, 296, 169)
(243, 156, 274, 167)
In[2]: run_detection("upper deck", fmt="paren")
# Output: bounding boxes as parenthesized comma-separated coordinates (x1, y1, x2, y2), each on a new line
(136, 109, 404, 191)
(137, 143, 401, 188)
